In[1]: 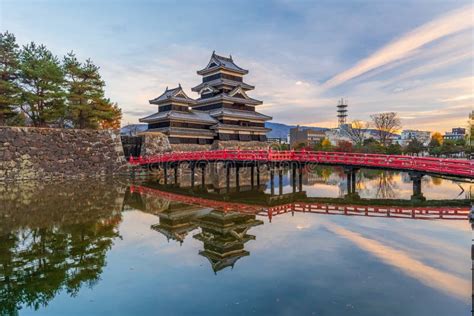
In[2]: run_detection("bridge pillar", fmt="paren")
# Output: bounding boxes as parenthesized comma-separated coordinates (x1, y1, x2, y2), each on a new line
(163, 164, 168, 185)
(174, 164, 178, 185)
(226, 163, 230, 193)
(201, 164, 206, 189)
(409, 172, 425, 201)
(190, 163, 196, 188)
(298, 165, 303, 192)
(351, 171, 356, 193)
(278, 167, 283, 195)
(256, 163, 261, 187)
(270, 166, 275, 195)
(292, 163, 296, 193)
(236, 165, 240, 192)
(251, 165, 255, 189)
(344, 167, 359, 199)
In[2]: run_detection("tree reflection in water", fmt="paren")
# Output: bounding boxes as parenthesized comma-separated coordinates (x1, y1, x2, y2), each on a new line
(0, 180, 125, 315)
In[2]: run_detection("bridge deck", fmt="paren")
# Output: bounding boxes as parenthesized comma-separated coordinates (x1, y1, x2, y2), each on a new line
(129, 150, 473, 178)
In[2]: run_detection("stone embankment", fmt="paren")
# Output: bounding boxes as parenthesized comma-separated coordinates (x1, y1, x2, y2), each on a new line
(0, 127, 126, 182)
(0, 127, 272, 182)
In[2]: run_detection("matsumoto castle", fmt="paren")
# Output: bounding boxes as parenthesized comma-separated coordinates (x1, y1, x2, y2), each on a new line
(140, 52, 272, 144)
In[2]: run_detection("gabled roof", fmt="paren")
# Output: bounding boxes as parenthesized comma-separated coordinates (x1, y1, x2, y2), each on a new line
(209, 108, 272, 121)
(195, 92, 263, 106)
(198, 84, 219, 95)
(149, 85, 196, 105)
(197, 51, 249, 75)
(210, 124, 271, 132)
(191, 78, 255, 92)
(227, 86, 251, 99)
(139, 110, 218, 124)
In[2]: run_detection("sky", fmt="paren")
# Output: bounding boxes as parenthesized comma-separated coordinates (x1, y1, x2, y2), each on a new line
(1, 0, 473, 133)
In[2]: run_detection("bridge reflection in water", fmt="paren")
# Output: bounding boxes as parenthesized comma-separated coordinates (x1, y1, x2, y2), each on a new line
(126, 171, 470, 275)
(137, 162, 472, 203)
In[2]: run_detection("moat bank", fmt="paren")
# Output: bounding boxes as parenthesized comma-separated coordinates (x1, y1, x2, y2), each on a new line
(0, 127, 126, 182)
(0, 127, 271, 182)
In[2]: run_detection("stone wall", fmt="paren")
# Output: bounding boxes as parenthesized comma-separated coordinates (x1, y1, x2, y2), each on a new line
(139, 132, 172, 156)
(170, 143, 212, 152)
(0, 127, 126, 182)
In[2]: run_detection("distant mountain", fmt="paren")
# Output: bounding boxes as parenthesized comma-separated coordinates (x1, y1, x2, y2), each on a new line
(265, 122, 329, 139)
(121, 124, 148, 136)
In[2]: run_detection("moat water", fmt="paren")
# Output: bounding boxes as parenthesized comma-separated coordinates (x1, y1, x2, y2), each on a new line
(0, 166, 472, 316)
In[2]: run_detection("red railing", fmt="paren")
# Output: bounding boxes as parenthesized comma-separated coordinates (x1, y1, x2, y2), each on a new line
(130, 185, 470, 221)
(262, 203, 469, 221)
(128, 150, 473, 178)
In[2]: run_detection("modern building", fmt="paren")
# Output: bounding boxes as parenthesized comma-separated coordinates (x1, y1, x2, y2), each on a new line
(443, 128, 466, 141)
(398, 130, 431, 146)
(140, 52, 272, 144)
(289, 126, 327, 148)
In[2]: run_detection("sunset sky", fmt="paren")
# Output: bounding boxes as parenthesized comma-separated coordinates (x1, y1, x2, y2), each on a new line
(2, 0, 473, 133)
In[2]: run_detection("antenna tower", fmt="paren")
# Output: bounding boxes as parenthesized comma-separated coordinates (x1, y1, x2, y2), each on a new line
(337, 98, 348, 126)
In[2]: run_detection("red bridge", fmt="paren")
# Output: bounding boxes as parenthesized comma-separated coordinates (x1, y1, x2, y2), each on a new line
(129, 150, 473, 178)
(130, 185, 470, 221)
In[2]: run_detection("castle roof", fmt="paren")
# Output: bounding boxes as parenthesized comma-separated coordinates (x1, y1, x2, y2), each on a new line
(197, 51, 249, 75)
(195, 90, 263, 106)
(149, 85, 196, 105)
(139, 110, 218, 124)
(191, 79, 254, 92)
(209, 108, 272, 121)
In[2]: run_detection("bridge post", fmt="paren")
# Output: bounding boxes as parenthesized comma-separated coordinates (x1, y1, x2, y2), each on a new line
(278, 167, 283, 195)
(226, 163, 230, 193)
(270, 165, 275, 195)
(174, 163, 178, 185)
(292, 163, 296, 193)
(201, 164, 206, 189)
(190, 162, 195, 189)
(351, 171, 356, 193)
(344, 167, 360, 199)
(409, 171, 425, 201)
(251, 165, 255, 189)
(236, 165, 240, 192)
(163, 163, 168, 185)
(256, 163, 261, 187)
(298, 165, 303, 192)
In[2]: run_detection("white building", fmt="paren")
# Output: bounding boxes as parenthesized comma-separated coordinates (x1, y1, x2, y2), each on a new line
(397, 130, 431, 146)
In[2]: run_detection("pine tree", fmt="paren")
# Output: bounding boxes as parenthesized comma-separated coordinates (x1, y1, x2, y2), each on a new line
(0, 31, 21, 125)
(18, 43, 65, 127)
(98, 100, 122, 129)
(64, 53, 121, 129)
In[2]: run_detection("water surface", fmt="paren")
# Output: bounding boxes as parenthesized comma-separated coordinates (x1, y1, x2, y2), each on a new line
(0, 167, 471, 316)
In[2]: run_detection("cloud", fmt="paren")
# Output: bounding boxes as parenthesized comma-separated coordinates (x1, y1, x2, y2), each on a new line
(323, 4, 474, 89)
(325, 223, 470, 300)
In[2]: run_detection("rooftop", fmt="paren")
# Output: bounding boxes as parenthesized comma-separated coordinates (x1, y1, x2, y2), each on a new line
(191, 79, 254, 92)
(209, 108, 272, 121)
(139, 110, 218, 124)
(197, 51, 249, 75)
(149, 85, 196, 105)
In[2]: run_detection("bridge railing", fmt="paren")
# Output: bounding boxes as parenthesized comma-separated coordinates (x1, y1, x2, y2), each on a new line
(129, 150, 473, 177)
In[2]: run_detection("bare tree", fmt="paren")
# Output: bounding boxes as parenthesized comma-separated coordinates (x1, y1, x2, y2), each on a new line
(345, 120, 369, 146)
(370, 112, 401, 146)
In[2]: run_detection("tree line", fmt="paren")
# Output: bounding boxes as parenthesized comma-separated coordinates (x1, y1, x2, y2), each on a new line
(0, 31, 121, 129)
